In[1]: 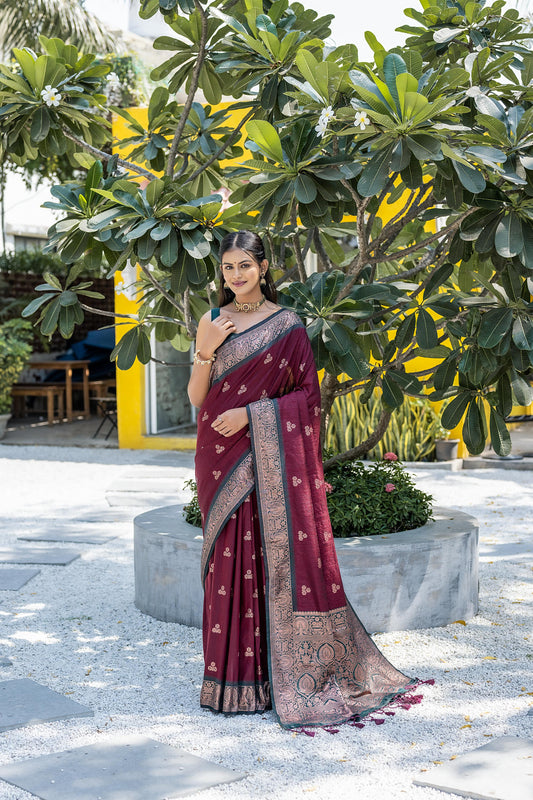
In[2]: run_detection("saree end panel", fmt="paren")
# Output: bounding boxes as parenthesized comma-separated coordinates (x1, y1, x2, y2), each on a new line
(247, 395, 416, 729)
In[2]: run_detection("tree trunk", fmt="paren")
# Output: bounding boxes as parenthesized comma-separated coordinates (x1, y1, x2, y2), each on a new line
(323, 408, 392, 470)
(319, 372, 339, 450)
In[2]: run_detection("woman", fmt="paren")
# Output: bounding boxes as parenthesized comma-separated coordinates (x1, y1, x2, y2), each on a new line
(188, 230, 420, 730)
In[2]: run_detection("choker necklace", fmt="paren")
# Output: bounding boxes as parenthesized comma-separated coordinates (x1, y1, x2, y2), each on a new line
(233, 296, 266, 313)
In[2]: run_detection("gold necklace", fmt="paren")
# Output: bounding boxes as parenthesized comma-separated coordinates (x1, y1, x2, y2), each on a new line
(233, 296, 266, 313)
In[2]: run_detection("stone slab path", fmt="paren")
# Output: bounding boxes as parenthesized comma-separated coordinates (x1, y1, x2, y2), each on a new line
(0, 679, 93, 732)
(17, 531, 116, 545)
(0, 734, 245, 800)
(413, 736, 533, 799)
(0, 548, 80, 566)
(0, 568, 40, 590)
(1, 444, 532, 800)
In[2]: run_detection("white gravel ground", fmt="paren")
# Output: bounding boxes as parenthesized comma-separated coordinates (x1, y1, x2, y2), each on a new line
(0, 445, 531, 800)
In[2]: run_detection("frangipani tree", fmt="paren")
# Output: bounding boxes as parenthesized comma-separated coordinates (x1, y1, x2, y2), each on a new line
(1, 0, 533, 461)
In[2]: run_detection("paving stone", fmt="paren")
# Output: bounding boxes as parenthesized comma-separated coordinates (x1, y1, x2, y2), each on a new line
(0, 734, 245, 799)
(0, 548, 80, 566)
(413, 736, 533, 800)
(17, 531, 116, 545)
(0, 657, 12, 667)
(0, 568, 40, 590)
(0, 679, 93, 732)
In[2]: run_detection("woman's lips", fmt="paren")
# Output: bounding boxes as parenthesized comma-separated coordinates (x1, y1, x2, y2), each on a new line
(232, 282, 246, 287)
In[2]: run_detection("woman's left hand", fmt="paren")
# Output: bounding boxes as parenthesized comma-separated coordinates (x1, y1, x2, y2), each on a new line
(211, 408, 249, 437)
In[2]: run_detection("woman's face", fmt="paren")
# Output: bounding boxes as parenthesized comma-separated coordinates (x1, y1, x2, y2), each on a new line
(220, 248, 267, 296)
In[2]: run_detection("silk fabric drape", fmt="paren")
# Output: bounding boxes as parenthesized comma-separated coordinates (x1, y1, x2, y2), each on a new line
(195, 308, 416, 728)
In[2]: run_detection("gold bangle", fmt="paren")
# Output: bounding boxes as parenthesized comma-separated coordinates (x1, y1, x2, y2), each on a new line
(194, 350, 216, 366)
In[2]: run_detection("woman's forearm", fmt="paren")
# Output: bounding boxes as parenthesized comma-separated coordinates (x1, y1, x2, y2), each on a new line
(187, 349, 214, 408)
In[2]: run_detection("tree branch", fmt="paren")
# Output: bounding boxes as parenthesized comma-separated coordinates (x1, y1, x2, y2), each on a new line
(183, 107, 255, 185)
(166, 0, 208, 177)
(368, 208, 475, 266)
(62, 129, 156, 180)
(312, 227, 332, 270)
(319, 372, 339, 449)
(323, 407, 392, 469)
(139, 264, 184, 316)
(365, 174, 397, 240)
(79, 303, 187, 327)
(290, 206, 307, 282)
(183, 287, 196, 338)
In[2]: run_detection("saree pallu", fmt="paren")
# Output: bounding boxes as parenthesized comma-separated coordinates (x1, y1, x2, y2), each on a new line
(195, 308, 416, 729)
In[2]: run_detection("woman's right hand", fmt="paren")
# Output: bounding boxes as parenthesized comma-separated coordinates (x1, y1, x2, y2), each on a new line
(195, 314, 236, 359)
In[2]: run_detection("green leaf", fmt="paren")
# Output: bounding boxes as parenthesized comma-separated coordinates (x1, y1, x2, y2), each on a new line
(148, 85, 169, 125)
(40, 296, 61, 337)
(357, 146, 393, 197)
(463, 398, 486, 455)
(510, 370, 533, 406)
(433, 358, 457, 391)
(478, 307, 513, 349)
(137, 329, 152, 365)
(294, 173, 317, 204)
(383, 53, 406, 110)
(145, 178, 165, 208)
(181, 230, 211, 259)
(416, 308, 438, 349)
(30, 106, 50, 143)
(495, 373, 513, 418)
(495, 214, 524, 259)
(160, 227, 179, 267)
(452, 160, 486, 194)
(111, 327, 139, 371)
(336, 346, 371, 381)
(381, 373, 404, 409)
(441, 391, 471, 429)
(512, 316, 533, 351)
(489, 408, 512, 457)
(246, 120, 284, 163)
(424, 262, 454, 299)
(394, 314, 416, 351)
(22, 293, 56, 318)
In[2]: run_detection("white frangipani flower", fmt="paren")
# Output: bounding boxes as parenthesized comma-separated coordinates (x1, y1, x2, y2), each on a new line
(354, 110, 371, 130)
(465, 85, 484, 98)
(40, 85, 62, 107)
(315, 105, 334, 138)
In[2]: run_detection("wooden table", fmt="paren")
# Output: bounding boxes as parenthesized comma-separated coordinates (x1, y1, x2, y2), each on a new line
(29, 360, 90, 422)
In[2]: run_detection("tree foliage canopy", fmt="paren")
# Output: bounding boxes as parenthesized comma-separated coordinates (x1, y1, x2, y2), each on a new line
(1, 0, 533, 458)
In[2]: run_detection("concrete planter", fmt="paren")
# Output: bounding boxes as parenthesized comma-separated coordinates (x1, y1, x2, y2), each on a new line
(0, 413, 11, 440)
(435, 438, 460, 461)
(134, 505, 478, 634)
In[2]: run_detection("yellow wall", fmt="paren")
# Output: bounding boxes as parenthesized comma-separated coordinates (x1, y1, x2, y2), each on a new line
(112, 108, 195, 449)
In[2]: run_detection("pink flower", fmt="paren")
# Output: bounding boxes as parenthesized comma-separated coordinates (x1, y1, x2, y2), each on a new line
(384, 452, 398, 461)
(385, 483, 396, 493)
(324, 482, 334, 494)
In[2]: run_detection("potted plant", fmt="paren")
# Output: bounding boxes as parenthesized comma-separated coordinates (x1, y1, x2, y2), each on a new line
(0, 319, 33, 439)
(434, 425, 460, 462)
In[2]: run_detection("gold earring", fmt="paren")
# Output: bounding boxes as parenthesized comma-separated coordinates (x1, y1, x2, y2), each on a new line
(260, 274, 266, 287)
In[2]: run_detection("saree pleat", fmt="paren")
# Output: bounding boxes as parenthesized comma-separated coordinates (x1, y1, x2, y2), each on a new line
(201, 491, 271, 714)
(196, 308, 419, 728)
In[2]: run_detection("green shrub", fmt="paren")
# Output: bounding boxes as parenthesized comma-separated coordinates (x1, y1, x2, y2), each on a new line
(326, 390, 441, 462)
(0, 249, 105, 278)
(183, 479, 202, 527)
(183, 454, 433, 538)
(0, 319, 33, 414)
(324, 454, 433, 537)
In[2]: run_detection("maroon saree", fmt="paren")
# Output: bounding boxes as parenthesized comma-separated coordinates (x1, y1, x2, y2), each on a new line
(195, 308, 417, 729)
